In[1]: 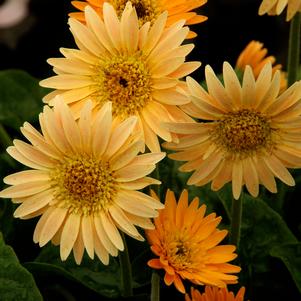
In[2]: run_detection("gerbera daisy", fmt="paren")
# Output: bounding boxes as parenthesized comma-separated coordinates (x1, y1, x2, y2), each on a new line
(146, 189, 240, 294)
(185, 286, 246, 301)
(236, 40, 287, 91)
(164, 62, 301, 199)
(259, 0, 301, 21)
(70, 0, 208, 39)
(40, 3, 200, 153)
(0, 98, 165, 265)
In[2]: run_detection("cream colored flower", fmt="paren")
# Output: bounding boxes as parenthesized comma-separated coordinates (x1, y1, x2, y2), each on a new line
(40, 3, 200, 152)
(0, 98, 165, 264)
(259, 0, 301, 21)
(165, 62, 301, 199)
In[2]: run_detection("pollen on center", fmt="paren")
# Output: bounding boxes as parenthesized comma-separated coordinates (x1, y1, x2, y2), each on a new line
(212, 109, 273, 158)
(51, 156, 117, 216)
(93, 54, 152, 119)
(112, 0, 160, 24)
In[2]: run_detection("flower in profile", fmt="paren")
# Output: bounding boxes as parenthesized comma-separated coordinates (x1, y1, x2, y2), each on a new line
(258, 0, 301, 21)
(185, 286, 246, 301)
(164, 62, 301, 199)
(40, 3, 200, 152)
(146, 189, 240, 294)
(70, 0, 208, 38)
(0, 98, 165, 264)
(236, 40, 287, 91)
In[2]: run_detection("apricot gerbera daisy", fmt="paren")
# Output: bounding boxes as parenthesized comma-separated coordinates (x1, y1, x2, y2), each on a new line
(236, 40, 287, 91)
(146, 189, 240, 294)
(70, 0, 208, 38)
(0, 98, 165, 264)
(40, 3, 200, 152)
(185, 286, 246, 301)
(164, 62, 301, 199)
(259, 0, 301, 21)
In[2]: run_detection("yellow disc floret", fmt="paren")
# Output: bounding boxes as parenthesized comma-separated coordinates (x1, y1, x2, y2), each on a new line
(51, 156, 117, 215)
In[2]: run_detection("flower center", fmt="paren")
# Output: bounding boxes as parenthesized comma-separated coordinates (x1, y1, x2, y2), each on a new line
(93, 54, 152, 119)
(212, 109, 272, 157)
(111, 0, 160, 25)
(50, 156, 117, 215)
(164, 232, 197, 271)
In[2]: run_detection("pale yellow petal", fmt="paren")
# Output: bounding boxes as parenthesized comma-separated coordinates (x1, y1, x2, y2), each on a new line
(104, 116, 137, 158)
(92, 102, 113, 158)
(4, 170, 49, 185)
(40, 74, 93, 89)
(94, 215, 118, 256)
(81, 215, 95, 259)
(69, 17, 104, 56)
(39, 207, 68, 247)
(73, 225, 85, 265)
(60, 214, 81, 261)
(263, 155, 295, 186)
(118, 177, 161, 190)
(115, 192, 159, 217)
(232, 160, 243, 200)
(241, 65, 256, 108)
(13, 190, 53, 218)
(243, 157, 259, 197)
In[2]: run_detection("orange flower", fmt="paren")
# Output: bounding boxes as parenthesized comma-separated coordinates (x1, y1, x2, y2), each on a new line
(185, 286, 246, 301)
(259, 0, 301, 21)
(236, 40, 287, 91)
(70, 0, 208, 38)
(146, 190, 240, 294)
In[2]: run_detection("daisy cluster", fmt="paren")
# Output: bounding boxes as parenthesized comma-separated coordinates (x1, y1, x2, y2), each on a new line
(1, 0, 301, 300)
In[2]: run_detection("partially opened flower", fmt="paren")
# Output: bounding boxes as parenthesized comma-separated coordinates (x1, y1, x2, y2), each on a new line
(164, 62, 301, 199)
(185, 286, 246, 301)
(236, 40, 287, 91)
(40, 3, 200, 153)
(259, 0, 301, 21)
(0, 98, 165, 264)
(146, 190, 240, 294)
(70, 0, 208, 38)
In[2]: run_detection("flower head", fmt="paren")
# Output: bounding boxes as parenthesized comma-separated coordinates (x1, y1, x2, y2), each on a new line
(259, 0, 301, 21)
(0, 98, 165, 264)
(164, 62, 301, 199)
(146, 189, 240, 294)
(236, 40, 287, 91)
(70, 0, 208, 38)
(40, 3, 200, 152)
(185, 286, 246, 301)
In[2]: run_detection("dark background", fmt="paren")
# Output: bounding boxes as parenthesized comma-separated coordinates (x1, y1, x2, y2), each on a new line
(0, 0, 298, 300)
(0, 0, 290, 80)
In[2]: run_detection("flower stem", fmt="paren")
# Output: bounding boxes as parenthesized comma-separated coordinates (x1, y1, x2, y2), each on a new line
(151, 271, 160, 301)
(119, 232, 133, 298)
(229, 193, 243, 247)
(287, 12, 301, 86)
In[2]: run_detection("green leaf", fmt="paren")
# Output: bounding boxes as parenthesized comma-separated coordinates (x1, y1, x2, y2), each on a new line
(0, 232, 42, 301)
(0, 70, 49, 130)
(270, 243, 301, 293)
(32, 244, 121, 298)
(240, 193, 297, 258)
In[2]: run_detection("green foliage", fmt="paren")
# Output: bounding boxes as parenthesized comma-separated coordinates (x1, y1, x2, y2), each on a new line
(0, 70, 48, 130)
(32, 244, 121, 298)
(270, 243, 301, 293)
(0, 232, 42, 301)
